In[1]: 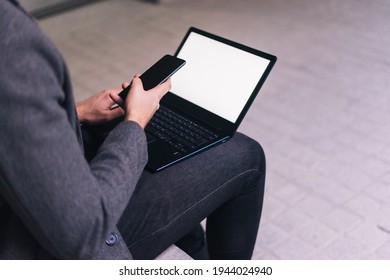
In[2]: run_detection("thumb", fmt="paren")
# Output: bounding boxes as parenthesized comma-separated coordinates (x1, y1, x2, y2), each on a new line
(151, 78, 171, 99)
(131, 76, 144, 90)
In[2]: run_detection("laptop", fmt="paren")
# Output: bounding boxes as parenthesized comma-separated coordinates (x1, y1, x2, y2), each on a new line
(143, 27, 277, 171)
(90, 27, 276, 171)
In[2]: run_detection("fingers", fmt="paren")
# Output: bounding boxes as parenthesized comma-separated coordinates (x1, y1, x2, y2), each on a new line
(108, 105, 124, 118)
(110, 81, 132, 108)
(109, 92, 124, 108)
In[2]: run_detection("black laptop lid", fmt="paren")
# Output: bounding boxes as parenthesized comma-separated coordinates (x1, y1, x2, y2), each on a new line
(162, 27, 277, 135)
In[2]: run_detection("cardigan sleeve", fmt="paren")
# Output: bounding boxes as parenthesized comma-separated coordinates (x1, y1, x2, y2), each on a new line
(0, 1, 147, 259)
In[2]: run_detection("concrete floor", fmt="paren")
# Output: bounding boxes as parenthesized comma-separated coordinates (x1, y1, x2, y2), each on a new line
(37, 0, 390, 259)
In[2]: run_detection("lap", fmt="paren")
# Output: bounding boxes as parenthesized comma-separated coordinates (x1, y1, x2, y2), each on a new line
(117, 132, 265, 259)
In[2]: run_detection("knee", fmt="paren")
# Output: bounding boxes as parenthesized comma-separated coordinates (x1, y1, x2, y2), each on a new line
(233, 134, 266, 201)
(233, 133, 266, 175)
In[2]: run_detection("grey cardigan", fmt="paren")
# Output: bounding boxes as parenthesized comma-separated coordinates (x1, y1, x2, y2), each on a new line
(0, 0, 147, 259)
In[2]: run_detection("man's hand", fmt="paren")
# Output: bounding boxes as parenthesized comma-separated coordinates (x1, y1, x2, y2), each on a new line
(76, 86, 125, 125)
(110, 77, 171, 129)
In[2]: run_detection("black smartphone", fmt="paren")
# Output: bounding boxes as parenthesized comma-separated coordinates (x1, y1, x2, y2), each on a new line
(118, 54, 186, 100)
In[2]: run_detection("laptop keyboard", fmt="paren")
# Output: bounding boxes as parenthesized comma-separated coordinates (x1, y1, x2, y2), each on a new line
(145, 105, 218, 153)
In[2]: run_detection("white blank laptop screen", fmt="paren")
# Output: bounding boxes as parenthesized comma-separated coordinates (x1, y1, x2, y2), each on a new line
(171, 32, 271, 123)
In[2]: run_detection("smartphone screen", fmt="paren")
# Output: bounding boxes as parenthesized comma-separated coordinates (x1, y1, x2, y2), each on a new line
(119, 55, 186, 100)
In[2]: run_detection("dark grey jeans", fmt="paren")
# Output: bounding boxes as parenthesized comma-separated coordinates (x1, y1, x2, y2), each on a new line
(83, 127, 265, 260)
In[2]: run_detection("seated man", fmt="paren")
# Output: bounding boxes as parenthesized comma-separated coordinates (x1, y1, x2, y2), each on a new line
(0, 0, 265, 260)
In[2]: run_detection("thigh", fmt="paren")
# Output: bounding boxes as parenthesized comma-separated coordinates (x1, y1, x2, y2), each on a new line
(118, 132, 265, 259)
